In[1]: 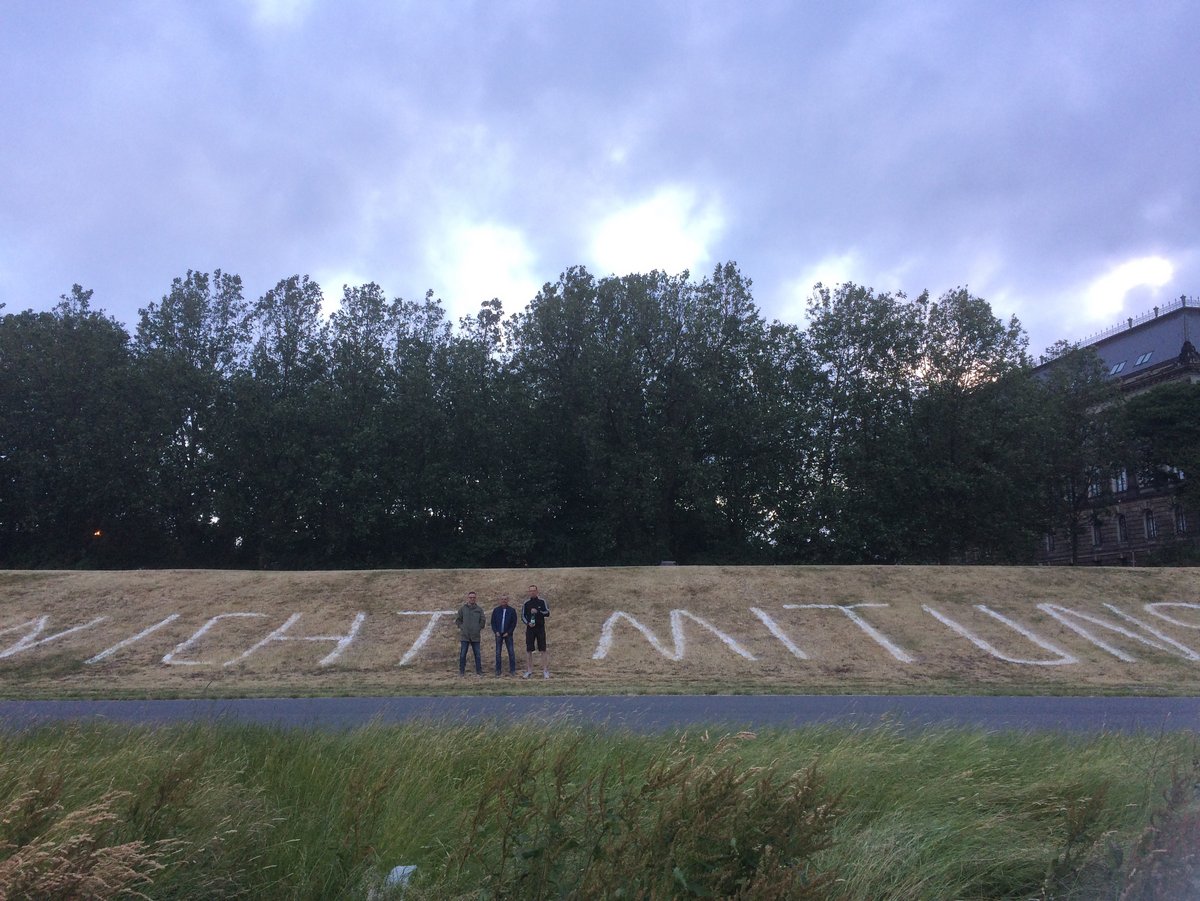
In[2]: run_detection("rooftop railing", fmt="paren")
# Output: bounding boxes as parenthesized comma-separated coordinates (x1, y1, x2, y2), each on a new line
(1080, 295, 1193, 346)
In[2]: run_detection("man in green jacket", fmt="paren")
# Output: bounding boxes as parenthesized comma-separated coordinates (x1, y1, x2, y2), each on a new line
(456, 591, 486, 676)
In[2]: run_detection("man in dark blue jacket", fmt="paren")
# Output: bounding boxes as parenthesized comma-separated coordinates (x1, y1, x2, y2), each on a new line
(491, 594, 519, 676)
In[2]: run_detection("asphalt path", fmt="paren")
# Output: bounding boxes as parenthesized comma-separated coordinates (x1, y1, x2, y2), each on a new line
(2, 695, 1199, 733)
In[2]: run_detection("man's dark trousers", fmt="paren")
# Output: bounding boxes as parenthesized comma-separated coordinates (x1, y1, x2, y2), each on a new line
(459, 640, 482, 674)
(495, 634, 517, 674)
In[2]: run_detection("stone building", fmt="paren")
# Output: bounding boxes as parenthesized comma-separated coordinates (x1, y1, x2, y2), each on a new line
(1036, 297, 1199, 565)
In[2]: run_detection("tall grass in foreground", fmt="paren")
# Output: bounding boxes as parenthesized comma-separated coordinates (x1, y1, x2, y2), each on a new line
(0, 721, 1196, 899)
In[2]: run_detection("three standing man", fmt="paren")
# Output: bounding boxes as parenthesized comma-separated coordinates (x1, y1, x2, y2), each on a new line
(457, 585, 551, 678)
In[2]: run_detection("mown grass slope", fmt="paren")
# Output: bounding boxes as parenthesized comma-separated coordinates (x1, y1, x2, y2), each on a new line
(2, 566, 1199, 698)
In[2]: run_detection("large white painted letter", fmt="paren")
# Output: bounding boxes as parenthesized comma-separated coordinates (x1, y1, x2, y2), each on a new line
(396, 611, 455, 666)
(224, 612, 367, 667)
(1144, 603, 1200, 630)
(592, 610, 756, 661)
(86, 614, 181, 664)
(749, 607, 809, 659)
(1036, 604, 1200, 662)
(783, 604, 914, 663)
(923, 605, 1077, 665)
(0, 615, 108, 660)
(592, 612, 680, 660)
(162, 613, 266, 666)
(1099, 604, 1199, 660)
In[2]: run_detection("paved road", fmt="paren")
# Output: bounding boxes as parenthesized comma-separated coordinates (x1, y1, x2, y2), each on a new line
(2, 695, 1199, 733)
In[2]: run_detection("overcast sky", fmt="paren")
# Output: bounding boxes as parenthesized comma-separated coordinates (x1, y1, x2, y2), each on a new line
(2, 0, 1197, 355)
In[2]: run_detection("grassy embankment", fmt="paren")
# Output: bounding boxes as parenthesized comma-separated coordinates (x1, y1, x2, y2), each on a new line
(3, 566, 1200, 698)
(2, 721, 1198, 899)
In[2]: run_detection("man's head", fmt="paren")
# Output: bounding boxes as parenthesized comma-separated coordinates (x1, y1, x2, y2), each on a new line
(528, 585, 538, 598)
(498, 594, 510, 606)
(467, 591, 477, 606)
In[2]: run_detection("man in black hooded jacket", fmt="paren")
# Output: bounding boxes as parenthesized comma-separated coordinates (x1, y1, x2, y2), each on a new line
(521, 584, 550, 679)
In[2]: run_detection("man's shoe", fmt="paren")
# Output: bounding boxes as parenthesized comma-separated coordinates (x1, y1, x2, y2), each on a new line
(543, 671, 551, 679)
(521, 671, 532, 679)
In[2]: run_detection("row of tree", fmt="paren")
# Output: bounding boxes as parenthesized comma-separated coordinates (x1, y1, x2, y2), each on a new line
(0, 263, 1190, 568)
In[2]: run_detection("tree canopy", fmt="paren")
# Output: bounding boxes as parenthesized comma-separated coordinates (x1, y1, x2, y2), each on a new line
(0, 264, 1179, 568)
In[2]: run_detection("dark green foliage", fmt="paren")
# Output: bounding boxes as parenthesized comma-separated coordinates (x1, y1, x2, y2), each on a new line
(1136, 542, 1200, 566)
(900, 289, 1038, 563)
(1120, 380, 1200, 509)
(507, 263, 813, 564)
(803, 282, 925, 562)
(4, 265, 1175, 568)
(134, 270, 251, 564)
(0, 288, 162, 566)
(1030, 345, 1123, 564)
(798, 283, 1044, 564)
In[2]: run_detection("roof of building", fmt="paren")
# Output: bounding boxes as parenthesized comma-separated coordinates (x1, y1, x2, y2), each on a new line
(1084, 301, 1199, 377)
(1035, 298, 1200, 387)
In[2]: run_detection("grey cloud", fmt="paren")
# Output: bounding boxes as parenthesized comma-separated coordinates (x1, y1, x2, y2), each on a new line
(1, 0, 1197, 352)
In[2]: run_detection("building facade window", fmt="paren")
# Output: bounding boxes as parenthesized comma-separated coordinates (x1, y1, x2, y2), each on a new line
(1144, 510, 1158, 540)
(1111, 469, 1129, 494)
(1044, 533, 1056, 553)
(1176, 506, 1189, 534)
(1091, 520, 1103, 547)
(1135, 351, 1154, 366)
(1087, 472, 1103, 499)
(1117, 514, 1128, 543)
